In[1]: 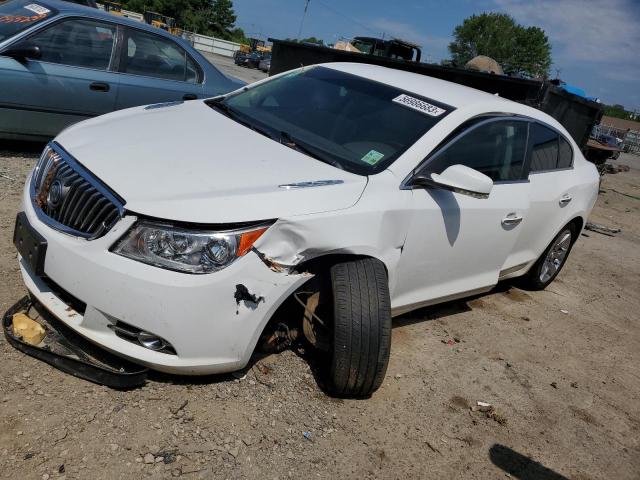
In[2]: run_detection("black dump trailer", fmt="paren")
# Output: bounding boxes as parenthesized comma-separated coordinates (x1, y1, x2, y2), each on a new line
(268, 39, 603, 153)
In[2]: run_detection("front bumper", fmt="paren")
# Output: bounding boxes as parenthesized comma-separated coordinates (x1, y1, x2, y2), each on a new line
(18, 181, 309, 375)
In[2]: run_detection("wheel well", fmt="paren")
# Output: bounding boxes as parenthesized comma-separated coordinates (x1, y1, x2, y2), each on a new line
(294, 253, 389, 278)
(567, 216, 584, 242)
(256, 254, 389, 353)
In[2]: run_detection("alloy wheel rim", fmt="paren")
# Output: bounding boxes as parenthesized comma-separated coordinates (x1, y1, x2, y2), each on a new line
(539, 231, 572, 283)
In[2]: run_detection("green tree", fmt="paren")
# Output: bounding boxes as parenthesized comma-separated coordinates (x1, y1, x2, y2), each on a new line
(210, 0, 237, 38)
(120, 0, 244, 38)
(604, 104, 634, 120)
(228, 27, 248, 44)
(448, 13, 552, 78)
(284, 37, 325, 45)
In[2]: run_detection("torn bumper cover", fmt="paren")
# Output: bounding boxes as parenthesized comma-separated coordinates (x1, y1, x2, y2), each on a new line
(3, 296, 148, 388)
(14, 194, 311, 377)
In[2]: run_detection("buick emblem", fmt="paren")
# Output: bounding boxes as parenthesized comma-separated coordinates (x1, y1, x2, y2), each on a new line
(47, 179, 64, 210)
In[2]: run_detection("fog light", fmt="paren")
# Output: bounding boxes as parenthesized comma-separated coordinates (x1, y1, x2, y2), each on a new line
(108, 320, 176, 355)
(137, 332, 166, 351)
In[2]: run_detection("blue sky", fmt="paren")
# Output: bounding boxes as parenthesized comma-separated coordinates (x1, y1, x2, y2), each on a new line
(233, 0, 640, 111)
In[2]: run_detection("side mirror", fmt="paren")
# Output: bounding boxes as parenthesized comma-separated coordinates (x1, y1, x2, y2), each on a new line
(2, 44, 42, 61)
(410, 164, 493, 198)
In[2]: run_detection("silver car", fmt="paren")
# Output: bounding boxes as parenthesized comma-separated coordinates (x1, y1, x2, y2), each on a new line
(258, 54, 271, 73)
(0, 0, 244, 141)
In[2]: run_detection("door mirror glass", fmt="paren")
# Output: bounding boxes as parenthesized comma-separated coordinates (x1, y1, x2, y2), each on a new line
(411, 164, 493, 198)
(3, 43, 41, 60)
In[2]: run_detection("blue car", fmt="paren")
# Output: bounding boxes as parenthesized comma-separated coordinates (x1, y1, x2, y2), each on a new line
(0, 0, 244, 141)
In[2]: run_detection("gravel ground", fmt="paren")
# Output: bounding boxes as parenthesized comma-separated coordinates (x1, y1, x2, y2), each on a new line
(0, 137, 639, 479)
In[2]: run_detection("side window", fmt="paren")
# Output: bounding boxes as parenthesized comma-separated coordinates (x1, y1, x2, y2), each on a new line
(529, 123, 559, 171)
(558, 136, 573, 168)
(424, 120, 528, 182)
(124, 29, 199, 83)
(26, 19, 116, 70)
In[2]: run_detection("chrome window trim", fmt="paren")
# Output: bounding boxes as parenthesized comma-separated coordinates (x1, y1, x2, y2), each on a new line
(493, 178, 531, 185)
(30, 142, 125, 240)
(529, 167, 574, 175)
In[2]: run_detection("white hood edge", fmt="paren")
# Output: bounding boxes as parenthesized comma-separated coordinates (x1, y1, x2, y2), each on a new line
(55, 100, 368, 224)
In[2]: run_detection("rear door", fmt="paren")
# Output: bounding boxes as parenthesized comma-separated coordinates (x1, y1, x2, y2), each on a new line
(0, 17, 119, 138)
(392, 118, 531, 312)
(509, 122, 577, 267)
(114, 27, 204, 109)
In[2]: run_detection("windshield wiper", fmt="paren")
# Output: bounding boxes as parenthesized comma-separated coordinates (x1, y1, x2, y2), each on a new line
(279, 131, 344, 170)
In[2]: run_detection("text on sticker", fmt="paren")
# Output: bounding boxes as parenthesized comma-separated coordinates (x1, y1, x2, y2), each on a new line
(24, 4, 50, 15)
(393, 94, 446, 117)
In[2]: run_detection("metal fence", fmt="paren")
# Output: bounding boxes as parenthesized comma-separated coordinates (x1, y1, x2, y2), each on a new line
(596, 122, 640, 155)
(181, 31, 242, 58)
(121, 9, 144, 22)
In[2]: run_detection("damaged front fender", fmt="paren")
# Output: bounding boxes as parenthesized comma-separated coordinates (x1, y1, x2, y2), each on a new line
(253, 170, 413, 293)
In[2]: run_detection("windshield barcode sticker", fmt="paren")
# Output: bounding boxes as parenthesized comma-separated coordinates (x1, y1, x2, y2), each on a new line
(393, 94, 446, 117)
(23, 4, 50, 15)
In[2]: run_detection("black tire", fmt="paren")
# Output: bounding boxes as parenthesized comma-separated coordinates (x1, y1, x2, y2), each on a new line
(520, 224, 576, 290)
(327, 258, 391, 397)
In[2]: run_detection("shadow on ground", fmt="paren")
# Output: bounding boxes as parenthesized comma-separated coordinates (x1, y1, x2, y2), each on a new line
(490, 444, 570, 480)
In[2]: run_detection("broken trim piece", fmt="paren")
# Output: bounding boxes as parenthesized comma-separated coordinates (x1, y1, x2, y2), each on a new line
(252, 247, 293, 273)
(3, 296, 148, 389)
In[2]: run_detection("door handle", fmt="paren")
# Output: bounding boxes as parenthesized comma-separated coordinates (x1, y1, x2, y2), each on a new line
(559, 194, 572, 206)
(183, 93, 198, 100)
(502, 214, 523, 227)
(89, 82, 110, 92)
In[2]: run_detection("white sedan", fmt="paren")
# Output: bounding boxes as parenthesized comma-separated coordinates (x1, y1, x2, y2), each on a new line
(13, 63, 599, 397)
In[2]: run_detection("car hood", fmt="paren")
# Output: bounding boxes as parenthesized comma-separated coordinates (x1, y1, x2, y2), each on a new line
(55, 100, 367, 224)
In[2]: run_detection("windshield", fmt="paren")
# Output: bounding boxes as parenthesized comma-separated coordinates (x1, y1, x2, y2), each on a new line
(0, 1, 56, 42)
(211, 66, 451, 175)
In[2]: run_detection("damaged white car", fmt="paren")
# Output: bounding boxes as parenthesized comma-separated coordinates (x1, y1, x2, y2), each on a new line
(12, 63, 599, 397)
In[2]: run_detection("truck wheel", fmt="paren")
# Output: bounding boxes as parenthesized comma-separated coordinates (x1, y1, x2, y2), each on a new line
(521, 225, 575, 290)
(327, 258, 391, 397)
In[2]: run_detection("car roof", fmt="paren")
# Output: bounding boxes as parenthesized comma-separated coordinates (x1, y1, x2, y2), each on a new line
(322, 62, 566, 131)
(323, 62, 516, 109)
(34, 0, 180, 40)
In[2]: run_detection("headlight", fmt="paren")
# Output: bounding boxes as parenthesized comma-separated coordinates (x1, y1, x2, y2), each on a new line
(112, 220, 270, 274)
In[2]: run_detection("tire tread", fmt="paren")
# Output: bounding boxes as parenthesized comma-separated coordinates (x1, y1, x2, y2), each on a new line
(329, 258, 391, 397)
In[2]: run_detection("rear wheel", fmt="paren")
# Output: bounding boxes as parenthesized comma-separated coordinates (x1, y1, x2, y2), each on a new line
(521, 225, 575, 290)
(326, 258, 391, 397)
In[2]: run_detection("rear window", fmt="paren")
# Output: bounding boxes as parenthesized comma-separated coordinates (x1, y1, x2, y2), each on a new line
(124, 28, 199, 83)
(530, 123, 559, 171)
(558, 136, 573, 168)
(530, 122, 573, 172)
(0, 1, 56, 42)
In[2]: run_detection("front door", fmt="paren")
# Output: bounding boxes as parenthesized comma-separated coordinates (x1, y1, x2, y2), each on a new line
(0, 18, 119, 138)
(392, 118, 531, 314)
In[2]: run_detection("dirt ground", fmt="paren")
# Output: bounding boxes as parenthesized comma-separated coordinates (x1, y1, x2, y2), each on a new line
(0, 142, 638, 480)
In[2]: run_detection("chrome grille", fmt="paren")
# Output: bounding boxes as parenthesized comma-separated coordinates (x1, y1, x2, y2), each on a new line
(31, 144, 124, 239)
